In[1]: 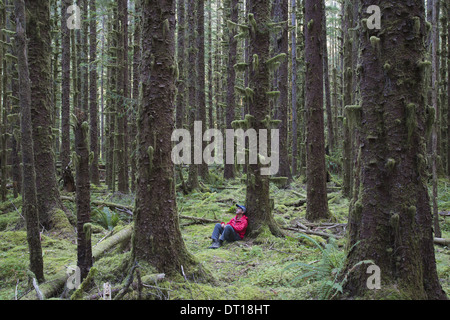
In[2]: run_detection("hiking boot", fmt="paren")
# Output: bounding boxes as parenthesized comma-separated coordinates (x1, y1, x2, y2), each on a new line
(208, 239, 223, 249)
(208, 240, 219, 249)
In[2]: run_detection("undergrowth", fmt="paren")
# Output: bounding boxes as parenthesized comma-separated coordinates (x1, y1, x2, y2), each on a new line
(0, 170, 448, 300)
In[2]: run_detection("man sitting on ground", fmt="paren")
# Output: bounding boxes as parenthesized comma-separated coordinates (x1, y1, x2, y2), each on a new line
(208, 204, 248, 249)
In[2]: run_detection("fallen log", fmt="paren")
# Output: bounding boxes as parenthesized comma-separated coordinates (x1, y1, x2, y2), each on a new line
(61, 196, 219, 223)
(282, 226, 343, 239)
(178, 215, 219, 224)
(20, 225, 133, 300)
(434, 237, 450, 246)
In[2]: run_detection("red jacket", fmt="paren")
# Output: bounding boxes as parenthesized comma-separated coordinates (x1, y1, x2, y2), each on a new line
(226, 215, 248, 239)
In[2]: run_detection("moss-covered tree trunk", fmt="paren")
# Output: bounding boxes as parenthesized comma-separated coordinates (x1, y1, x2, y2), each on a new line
(176, 0, 186, 130)
(187, 0, 199, 191)
(304, 0, 330, 221)
(274, 0, 292, 183)
(26, 0, 68, 231)
(131, 0, 141, 192)
(73, 108, 93, 281)
(224, 0, 238, 180)
(196, 0, 209, 181)
(89, 0, 100, 185)
(448, 0, 450, 176)
(341, 0, 354, 199)
(132, 0, 199, 277)
(342, 0, 447, 299)
(61, 0, 71, 172)
(321, 0, 334, 154)
(15, 0, 45, 283)
(431, 0, 442, 239)
(245, 0, 283, 238)
(116, 0, 129, 194)
(291, 0, 298, 177)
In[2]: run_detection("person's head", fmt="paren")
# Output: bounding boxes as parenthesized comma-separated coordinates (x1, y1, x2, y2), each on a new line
(235, 204, 246, 216)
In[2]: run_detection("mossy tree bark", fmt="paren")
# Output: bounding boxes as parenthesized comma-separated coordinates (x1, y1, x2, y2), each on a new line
(245, 0, 283, 238)
(116, 0, 129, 194)
(89, 0, 100, 185)
(15, 0, 45, 283)
(187, 0, 199, 191)
(321, 0, 334, 154)
(175, 0, 186, 130)
(341, 0, 354, 199)
(274, 0, 292, 183)
(130, 0, 141, 192)
(196, 0, 209, 181)
(224, 0, 238, 180)
(132, 0, 199, 277)
(61, 0, 71, 172)
(25, 0, 68, 230)
(448, 0, 450, 176)
(290, 0, 298, 176)
(73, 108, 93, 281)
(342, 0, 447, 299)
(304, 0, 330, 221)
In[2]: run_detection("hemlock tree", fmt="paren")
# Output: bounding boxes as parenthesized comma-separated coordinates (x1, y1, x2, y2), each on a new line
(26, 0, 71, 232)
(15, 0, 44, 283)
(224, 0, 238, 180)
(304, 0, 330, 221)
(342, 0, 447, 299)
(245, 0, 283, 238)
(61, 0, 71, 172)
(132, 0, 201, 277)
(89, 0, 100, 185)
(73, 108, 93, 281)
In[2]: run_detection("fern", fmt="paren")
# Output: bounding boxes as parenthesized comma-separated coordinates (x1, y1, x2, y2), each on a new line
(284, 234, 374, 300)
(92, 207, 120, 231)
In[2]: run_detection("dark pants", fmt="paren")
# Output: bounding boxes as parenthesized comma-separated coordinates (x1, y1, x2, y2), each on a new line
(211, 223, 241, 242)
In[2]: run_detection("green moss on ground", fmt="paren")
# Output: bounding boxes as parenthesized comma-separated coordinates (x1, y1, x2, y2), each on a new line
(0, 172, 448, 300)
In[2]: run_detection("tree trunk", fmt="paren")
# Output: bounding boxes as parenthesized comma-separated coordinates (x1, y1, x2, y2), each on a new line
(224, 0, 238, 180)
(322, 0, 334, 154)
(187, 0, 199, 190)
(431, 0, 442, 239)
(245, 0, 283, 238)
(343, 0, 447, 299)
(15, 0, 45, 283)
(196, 0, 209, 181)
(291, 0, 298, 177)
(132, 0, 199, 277)
(116, 0, 129, 194)
(90, 0, 100, 185)
(448, 0, 450, 176)
(176, 0, 186, 130)
(304, 0, 330, 221)
(131, 0, 141, 192)
(26, 0, 67, 230)
(61, 0, 71, 172)
(274, 0, 292, 183)
(73, 108, 93, 281)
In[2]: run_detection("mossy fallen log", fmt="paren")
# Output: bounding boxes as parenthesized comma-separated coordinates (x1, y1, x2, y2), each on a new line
(20, 225, 133, 300)
(433, 237, 450, 246)
(61, 196, 219, 223)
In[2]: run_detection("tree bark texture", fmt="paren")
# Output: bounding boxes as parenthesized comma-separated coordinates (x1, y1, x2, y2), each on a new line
(304, 0, 330, 221)
(343, 0, 447, 299)
(245, 0, 283, 237)
(132, 0, 198, 276)
(26, 0, 65, 229)
(15, 0, 45, 283)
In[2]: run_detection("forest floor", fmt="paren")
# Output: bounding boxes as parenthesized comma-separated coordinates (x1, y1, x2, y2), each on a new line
(0, 169, 449, 300)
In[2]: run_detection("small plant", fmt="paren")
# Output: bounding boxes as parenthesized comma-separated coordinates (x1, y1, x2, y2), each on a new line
(284, 234, 373, 300)
(92, 207, 119, 231)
